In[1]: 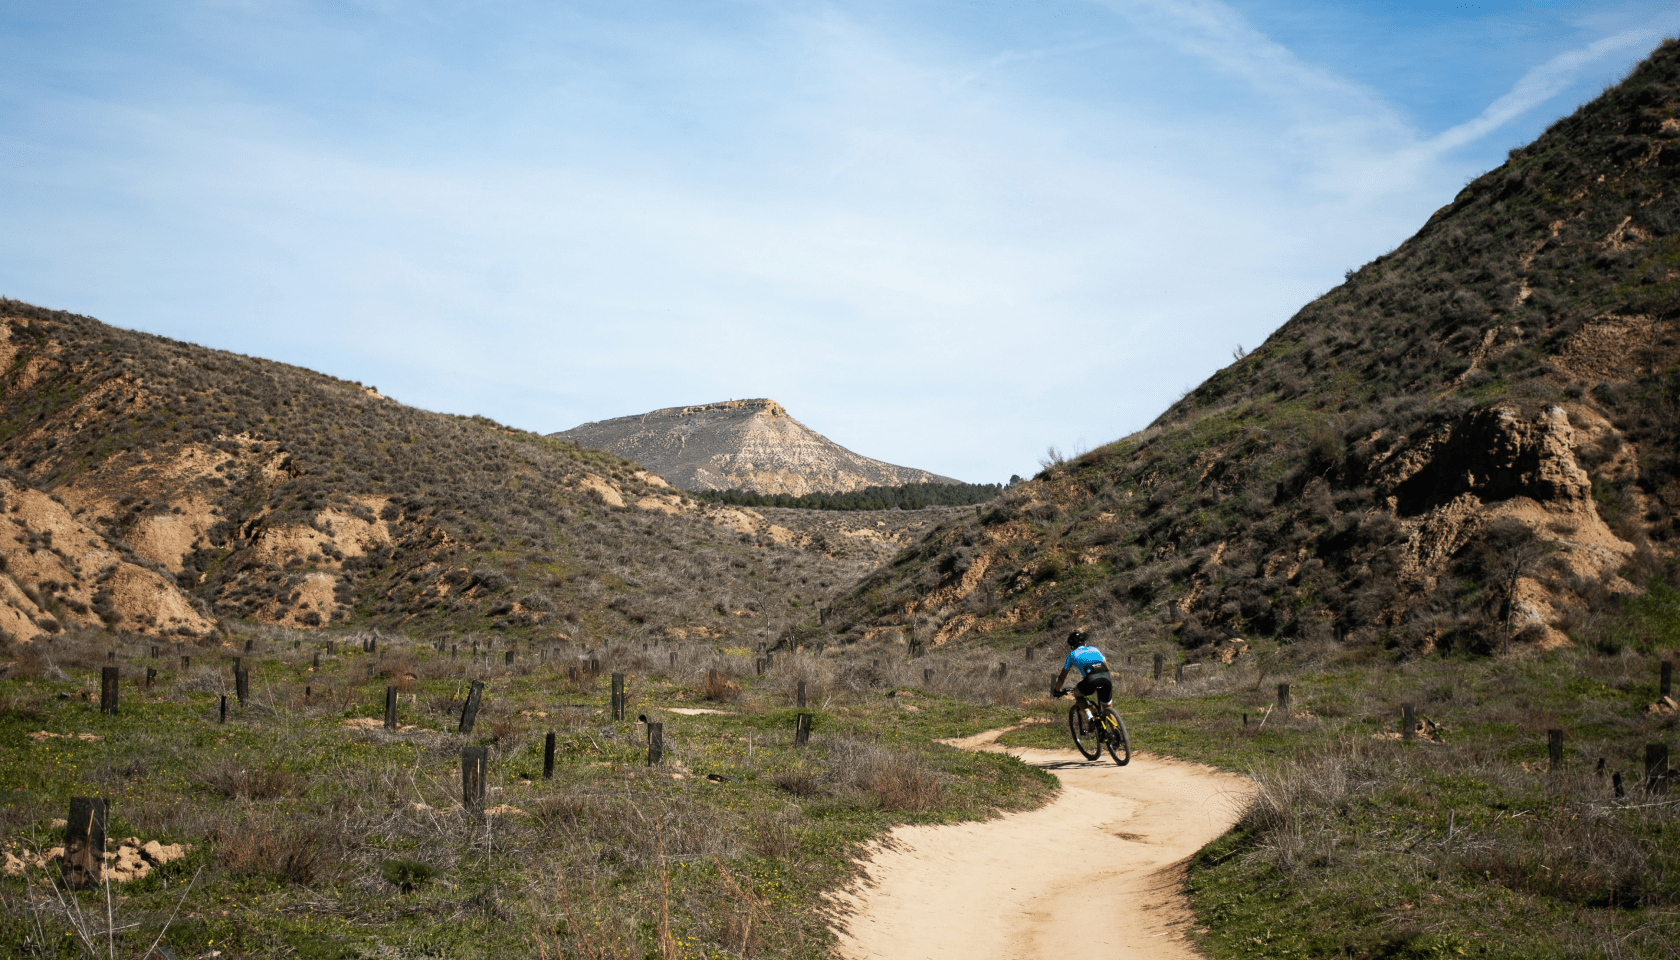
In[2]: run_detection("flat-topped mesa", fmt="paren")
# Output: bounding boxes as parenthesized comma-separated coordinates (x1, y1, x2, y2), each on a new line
(553, 399, 961, 497)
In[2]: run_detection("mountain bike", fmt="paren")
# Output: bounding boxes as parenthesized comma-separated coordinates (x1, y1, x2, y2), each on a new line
(1063, 691, 1130, 766)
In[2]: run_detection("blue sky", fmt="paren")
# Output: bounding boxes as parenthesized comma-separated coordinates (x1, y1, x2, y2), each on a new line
(2, 1, 1676, 484)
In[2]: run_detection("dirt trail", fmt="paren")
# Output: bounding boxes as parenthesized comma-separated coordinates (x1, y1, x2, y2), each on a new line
(834, 727, 1252, 960)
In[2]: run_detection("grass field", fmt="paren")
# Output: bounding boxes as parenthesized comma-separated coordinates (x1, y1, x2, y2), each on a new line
(0, 629, 1056, 959)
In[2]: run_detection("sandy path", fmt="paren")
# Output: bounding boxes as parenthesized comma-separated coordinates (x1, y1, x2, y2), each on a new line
(833, 727, 1252, 960)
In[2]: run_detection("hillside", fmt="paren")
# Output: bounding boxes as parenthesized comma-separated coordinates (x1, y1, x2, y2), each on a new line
(553, 398, 962, 496)
(0, 307, 949, 648)
(827, 39, 1680, 662)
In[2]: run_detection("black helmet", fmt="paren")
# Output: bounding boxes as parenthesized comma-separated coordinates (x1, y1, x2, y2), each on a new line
(1066, 630, 1087, 648)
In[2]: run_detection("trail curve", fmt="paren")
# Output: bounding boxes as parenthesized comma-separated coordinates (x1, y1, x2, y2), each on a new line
(833, 727, 1251, 960)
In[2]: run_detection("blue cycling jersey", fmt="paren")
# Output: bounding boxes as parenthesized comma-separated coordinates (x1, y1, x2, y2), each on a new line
(1063, 645, 1107, 676)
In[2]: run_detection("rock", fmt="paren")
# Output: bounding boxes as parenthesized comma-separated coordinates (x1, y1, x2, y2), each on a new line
(553, 399, 960, 496)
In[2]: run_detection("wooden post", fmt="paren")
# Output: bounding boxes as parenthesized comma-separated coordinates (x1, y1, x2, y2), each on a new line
(670, 651, 678, 668)
(459, 680, 484, 734)
(795, 712, 812, 747)
(589, 657, 600, 677)
(62, 797, 107, 889)
(218, 695, 227, 724)
(1402, 702, 1415, 740)
(1646, 743, 1669, 793)
(816, 642, 825, 655)
(385, 687, 398, 730)
(1174, 663, 1183, 683)
(369, 638, 377, 655)
(150, 645, 159, 658)
(504, 650, 514, 665)
(293, 639, 300, 651)
(1277, 683, 1291, 712)
(647, 723, 663, 765)
(145, 667, 156, 690)
(1664, 661, 1674, 699)
(544, 732, 556, 779)
(797, 680, 807, 708)
(234, 667, 249, 707)
(180, 655, 190, 672)
(998, 662, 1008, 680)
(312, 651, 321, 669)
(872, 659, 880, 670)
(1153, 654, 1163, 681)
(755, 658, 765, 676)
(100, 666, 118, 716)
(1614, 771, 1626, 798)
(245, 639, 254, 653)
(924, 668, 933, 684)
(461, 746, 487, 815)
(1548, 729, 1563, 771)
(305, 686, 311, 699)
(611, 673, 625, 721)
(1025, 646, 1033, 661)
(451, 644, 458, 658)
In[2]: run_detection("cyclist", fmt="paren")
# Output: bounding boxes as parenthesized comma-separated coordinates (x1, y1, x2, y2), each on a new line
(1051, 629, 1112, 707)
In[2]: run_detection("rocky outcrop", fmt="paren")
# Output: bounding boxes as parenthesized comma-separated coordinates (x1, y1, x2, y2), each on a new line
(553, 399, 960, 495)
(0, 479, 216, 640)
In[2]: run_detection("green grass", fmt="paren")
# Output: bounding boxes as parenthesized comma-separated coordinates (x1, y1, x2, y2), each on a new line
(0, 630, 1055, 959)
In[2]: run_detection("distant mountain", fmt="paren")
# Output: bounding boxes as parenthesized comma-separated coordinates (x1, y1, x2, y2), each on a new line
(553, 399, 963, 496)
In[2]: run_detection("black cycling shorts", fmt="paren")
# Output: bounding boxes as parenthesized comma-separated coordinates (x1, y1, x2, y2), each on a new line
(1075, 672, 1113, 704)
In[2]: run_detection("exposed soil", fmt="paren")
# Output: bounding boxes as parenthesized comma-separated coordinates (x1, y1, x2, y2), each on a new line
(834, 728, 1251, 960)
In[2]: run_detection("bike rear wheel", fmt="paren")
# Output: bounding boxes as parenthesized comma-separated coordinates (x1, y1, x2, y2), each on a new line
(1101, 709, 1131, 766)
(1067, 703, 1102, 760)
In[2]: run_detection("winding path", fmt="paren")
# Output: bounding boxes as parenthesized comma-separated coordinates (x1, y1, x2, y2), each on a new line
(833, 726, 1252, 960)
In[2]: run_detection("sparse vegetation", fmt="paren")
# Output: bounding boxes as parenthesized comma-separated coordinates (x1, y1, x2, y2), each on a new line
(694, 481, 1001, 512)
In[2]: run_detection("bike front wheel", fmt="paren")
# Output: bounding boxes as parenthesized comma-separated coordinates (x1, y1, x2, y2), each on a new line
(1101, 709, 1131, 766)
(1068, 703, 1102, 760)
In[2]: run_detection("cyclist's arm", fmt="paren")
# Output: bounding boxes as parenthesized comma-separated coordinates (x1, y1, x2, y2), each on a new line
(1052, 665, 1071, 694)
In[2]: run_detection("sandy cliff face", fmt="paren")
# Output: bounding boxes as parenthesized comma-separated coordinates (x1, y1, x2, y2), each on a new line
(553, 399, 960, 495)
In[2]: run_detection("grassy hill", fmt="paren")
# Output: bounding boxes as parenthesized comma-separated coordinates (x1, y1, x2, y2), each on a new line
(0, 299, 886, 651)
(828, 39, 1680, 663)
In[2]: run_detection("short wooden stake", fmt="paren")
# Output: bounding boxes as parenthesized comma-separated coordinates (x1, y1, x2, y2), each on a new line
(797, 680, 807, 708)
(1646, 743, 1669, 793)
(1277, 683, 1291, 712)
(1025, 647, 1033, 661)
(181, 655, 190, 672)
(611, 673, 626, 721)
(1153, 654, 1163, 681)
(1597, 757, 1606, 777)
(100, 666, 118, 716)
(1174, 663, 1183, 683)
(815, 642, 825, 655)
(218, 695, 227, 724)
(145, 667, 156, 690)
(1548, 729, 1563, 771)
(385, 686, 398, 730)
(312, 651, 320, 669)
(461, 746, 487, 815)
(451, 644, 458, 658)
(459, 680, 484, 734)
(795, 712, 812, 747)
(670, 651, 678, 668)
(1402, 702, 1415, 740)
(62, 797, 107, 889)
(1614, 771, 1626, 798)
(544, 732, 556, 779)
(505, 650, 514, 665)
(245, 639, 254, 653)
(647, 723, 664, 765)
(998, 661, 1008, 680)
(924, 668, 933, 684)
(755, 658, 765, 676)
(234, 667, 249, 707)
(150, 645, 159, 658)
